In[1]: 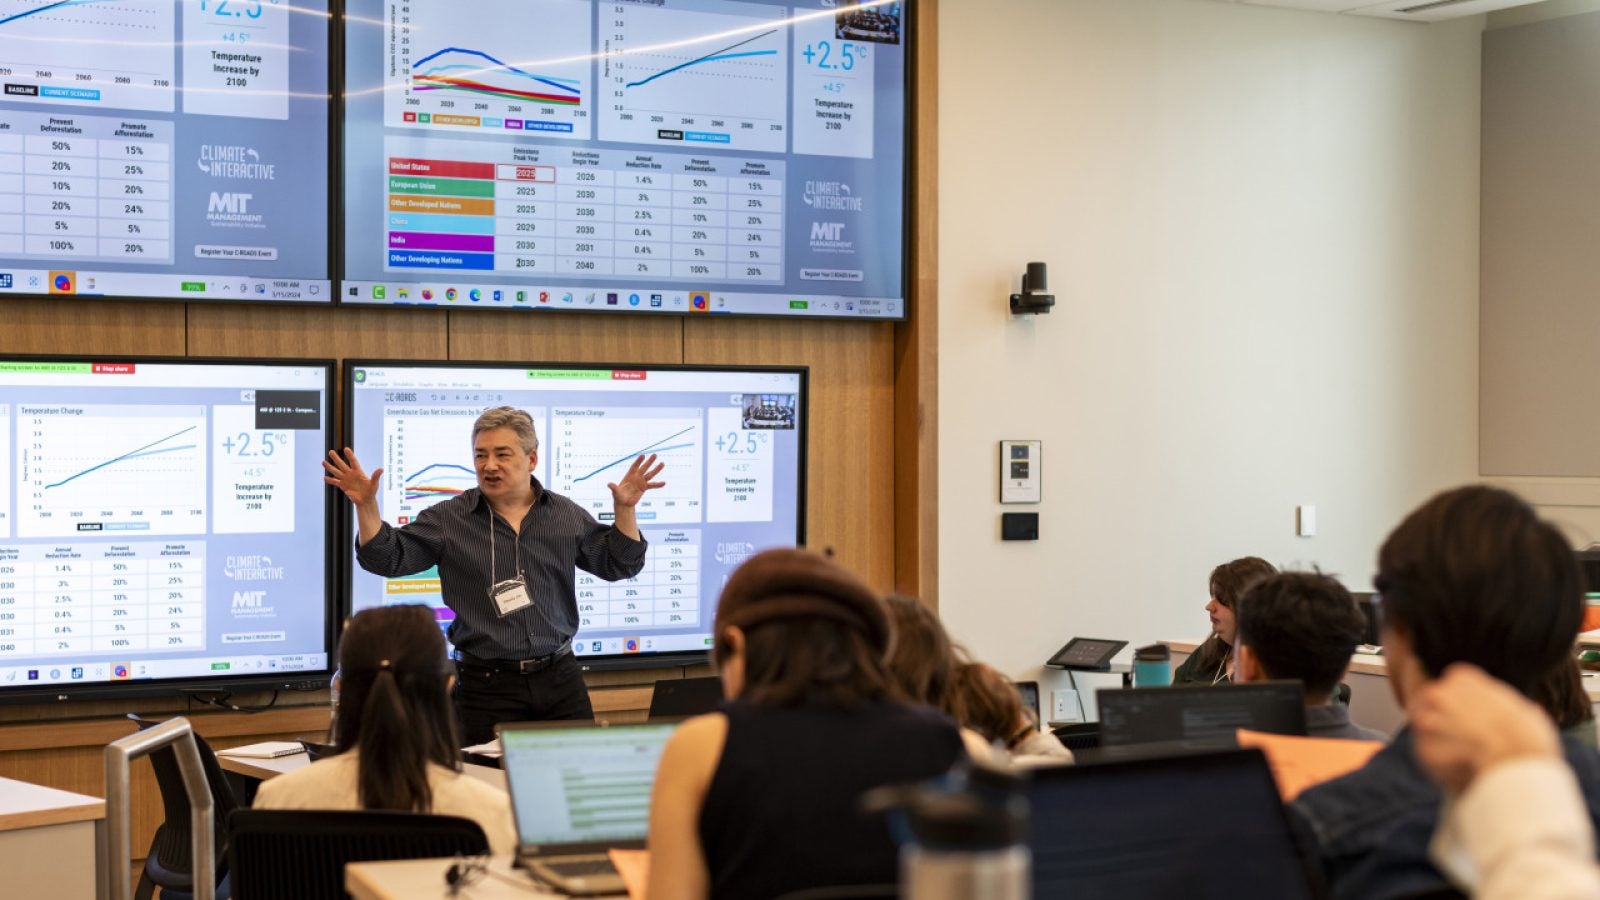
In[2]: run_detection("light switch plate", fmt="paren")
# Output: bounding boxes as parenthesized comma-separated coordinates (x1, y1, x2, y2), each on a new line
(1000, 440, 1042, 503)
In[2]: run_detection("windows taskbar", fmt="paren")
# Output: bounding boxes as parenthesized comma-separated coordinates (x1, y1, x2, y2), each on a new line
(340, 280, 905, 319)
(0, 268, 330, 302)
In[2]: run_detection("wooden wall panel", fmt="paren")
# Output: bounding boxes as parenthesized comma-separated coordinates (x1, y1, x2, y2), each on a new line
(0, 298, 186, 356)
(684, 318, 896, 589)
(894, 0, 939, 607)
(186, 304, 449, 360)
(447, 310, 683, 364)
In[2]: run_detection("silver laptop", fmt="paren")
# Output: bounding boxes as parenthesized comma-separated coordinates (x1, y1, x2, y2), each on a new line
(499, 721, 676, 896)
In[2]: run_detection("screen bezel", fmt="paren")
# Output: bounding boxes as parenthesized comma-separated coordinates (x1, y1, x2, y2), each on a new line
(0, 1, 339, 308)
(340, 358, 810, 671)
(332, 0, 913, 322)
(0, 353, 339, 704)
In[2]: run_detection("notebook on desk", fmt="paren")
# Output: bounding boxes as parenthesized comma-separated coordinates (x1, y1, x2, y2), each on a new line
(499, 721, 676, 896)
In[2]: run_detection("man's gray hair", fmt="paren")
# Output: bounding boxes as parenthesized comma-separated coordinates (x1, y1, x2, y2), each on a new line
(472, 406, 539, 454)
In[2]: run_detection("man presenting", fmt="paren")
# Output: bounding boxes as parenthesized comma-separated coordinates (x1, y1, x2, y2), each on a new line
(324, 406, 665, 745)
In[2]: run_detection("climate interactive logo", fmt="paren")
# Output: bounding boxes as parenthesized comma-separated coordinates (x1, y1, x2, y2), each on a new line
(690, 291, 710, 311)
(49, 271, 75, 294)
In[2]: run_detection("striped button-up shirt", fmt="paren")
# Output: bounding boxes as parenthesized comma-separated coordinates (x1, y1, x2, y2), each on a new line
(355, 477, 648, 659)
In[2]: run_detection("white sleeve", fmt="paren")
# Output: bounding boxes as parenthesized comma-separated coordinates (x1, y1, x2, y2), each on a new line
(1431, 757, 1600, 900)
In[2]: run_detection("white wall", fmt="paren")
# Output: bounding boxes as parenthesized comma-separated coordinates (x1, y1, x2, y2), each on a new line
(936, 0, 1483, 704)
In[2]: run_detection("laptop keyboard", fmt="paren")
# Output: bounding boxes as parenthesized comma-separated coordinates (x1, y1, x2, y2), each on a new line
(544, 856, 618, 877)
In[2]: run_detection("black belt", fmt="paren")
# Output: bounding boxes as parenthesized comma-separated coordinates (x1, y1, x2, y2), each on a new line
(456, 645, 572, 674)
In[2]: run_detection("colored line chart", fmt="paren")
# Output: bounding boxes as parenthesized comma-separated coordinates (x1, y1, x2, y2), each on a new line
(600, 0, 789, 153)
(0, 0, 176, 112)
(381, 406, 548, 522)
(549, 412, 704, 526)
(16, 406, 207, 539)
(386, 0, 592, 139)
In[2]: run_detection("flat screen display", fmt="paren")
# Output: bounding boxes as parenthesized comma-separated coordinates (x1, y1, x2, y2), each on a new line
(340, 0, 908, 319)
(0, 356, 335, 700)
(344, 361, 807, 666)
(0, 0, 332, 303)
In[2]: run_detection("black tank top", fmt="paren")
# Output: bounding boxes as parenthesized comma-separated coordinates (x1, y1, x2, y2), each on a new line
(698, 699, 964, 900)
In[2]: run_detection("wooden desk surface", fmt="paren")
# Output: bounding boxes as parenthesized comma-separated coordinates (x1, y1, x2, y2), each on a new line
(1162, 638, 1600, 701)
(0, 776, 104, 831)
(217, 751, 508, 791)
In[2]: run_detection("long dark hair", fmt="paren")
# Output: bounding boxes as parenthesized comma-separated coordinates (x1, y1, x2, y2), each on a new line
(334, 605, 460, 812)
(1190, 556, 1278, 679)
(713, 548, 898, 708)
(884, 593, 956, 711)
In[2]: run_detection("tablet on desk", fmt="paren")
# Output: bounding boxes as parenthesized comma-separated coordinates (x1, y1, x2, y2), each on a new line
(1046, 638, 1128, 671)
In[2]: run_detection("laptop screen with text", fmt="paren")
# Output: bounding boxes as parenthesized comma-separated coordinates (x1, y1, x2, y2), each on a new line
(501, 722, 676, 849)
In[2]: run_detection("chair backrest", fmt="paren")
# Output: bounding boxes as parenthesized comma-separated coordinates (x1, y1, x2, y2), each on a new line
(128, 713, 240, 884)
(227, 809, 489, 900)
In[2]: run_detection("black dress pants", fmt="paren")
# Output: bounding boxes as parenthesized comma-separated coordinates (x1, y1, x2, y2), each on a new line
(453, 650, 593, 746)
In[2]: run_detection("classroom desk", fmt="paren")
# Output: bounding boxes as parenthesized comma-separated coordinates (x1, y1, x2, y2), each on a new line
(1163, 639, 1600, 740)
(0, 776, 106, 899)
(217, 751, 508, 791)
(347, 856, 624, 899)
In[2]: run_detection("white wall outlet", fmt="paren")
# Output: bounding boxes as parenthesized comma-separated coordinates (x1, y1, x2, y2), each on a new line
(1051, 689, 1081, 723)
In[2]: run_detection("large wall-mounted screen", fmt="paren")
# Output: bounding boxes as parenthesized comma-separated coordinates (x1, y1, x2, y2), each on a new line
(0, 357, 335, 701)
(0, 0, 332, 303)
(341, 0, 907, 319)
(345, 361, 807, 667)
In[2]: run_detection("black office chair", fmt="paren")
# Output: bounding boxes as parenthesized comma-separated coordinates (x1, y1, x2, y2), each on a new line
(127, 713, 240, 900)
(227, 809, 489, 900)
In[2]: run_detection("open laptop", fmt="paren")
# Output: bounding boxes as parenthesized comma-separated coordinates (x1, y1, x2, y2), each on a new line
(1028, 747, 1320, 898)
(1082, 681, 1306, 762)
(647, 675, 724, 719)
(499, 721, 677, 896)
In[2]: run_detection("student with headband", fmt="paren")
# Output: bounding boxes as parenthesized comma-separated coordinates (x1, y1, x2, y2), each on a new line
(254, 605, 516, 854)
(645, 548, 965, 900)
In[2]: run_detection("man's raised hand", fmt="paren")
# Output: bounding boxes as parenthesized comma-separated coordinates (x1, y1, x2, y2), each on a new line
(323, 447, 384, 508)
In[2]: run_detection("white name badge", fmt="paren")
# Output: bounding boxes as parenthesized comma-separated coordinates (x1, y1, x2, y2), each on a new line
(490, 577, 534, 618)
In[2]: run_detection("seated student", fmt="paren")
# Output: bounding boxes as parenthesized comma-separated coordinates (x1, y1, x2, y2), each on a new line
(255, 605, 516, 854)
(645, 549, 965, 900)
(1414, 663, 1600, 899)
(1172, 556, 1277, 685)
(883, 592, 957, 711)
(1232, 571, 1387, 741)
(1290, 485, 1600, 900)
(881, 592, 1009, 763)
(1533, 657, 1598, 749)
(947, 660, 1072, 763)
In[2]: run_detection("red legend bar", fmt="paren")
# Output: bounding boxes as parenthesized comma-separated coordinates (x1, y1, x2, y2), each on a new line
(388, 157, 495, 179)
